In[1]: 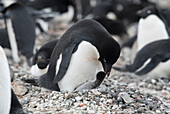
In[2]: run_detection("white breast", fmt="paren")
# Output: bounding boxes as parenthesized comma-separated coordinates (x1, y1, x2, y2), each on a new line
(0, 46, 11, 114)
(31, 64, 49, 77)
(58, 41, 104, 92)
(137, 14, 169, 51)
(147, 60, 170, 78)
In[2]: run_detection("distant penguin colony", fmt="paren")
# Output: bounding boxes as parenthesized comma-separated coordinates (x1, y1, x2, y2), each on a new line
(36, 19, 120, 92)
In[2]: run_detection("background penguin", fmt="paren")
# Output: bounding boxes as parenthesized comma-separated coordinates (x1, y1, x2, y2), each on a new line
(36, 19, 120, 92)
(31, 39, 58, 77)
(0, 46, 24, 114)
(1, 2, 36, 64)
(113, 39, 170, 78)
(25, 0, 78, 22)
(113, 5, 170, 78)
(131, 5, 169, 60)
(94, 17, 127, 38)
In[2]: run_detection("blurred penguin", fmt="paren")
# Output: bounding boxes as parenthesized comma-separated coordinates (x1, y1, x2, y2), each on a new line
(0, 46, 25, 114)
(1, 2, 36, 65)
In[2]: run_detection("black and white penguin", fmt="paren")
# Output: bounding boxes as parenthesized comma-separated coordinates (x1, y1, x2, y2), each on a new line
(135, 5, 169, 51)
(31, 39, 58, 77)
(1, 2, 36, 64)
(113, 39, 170, 78)
(113, 5, 170, 78)
(0, 46, 24, 114)
(37, 19, 120, 92)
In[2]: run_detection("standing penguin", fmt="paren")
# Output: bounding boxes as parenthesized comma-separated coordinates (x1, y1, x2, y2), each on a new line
(136, 5, 169, 51)
(2, 2, 36, 64)
(113, 5, 170, 78)
(31, 39, 58, 77)
(130, 5, 169, 60)
(37, 19, 120, 92)
(0, 46, 24, 114)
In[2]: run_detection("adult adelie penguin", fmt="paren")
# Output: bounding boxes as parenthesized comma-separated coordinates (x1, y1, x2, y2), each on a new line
(0, 46, 24, 114)
(31, 39, 58, 77)
(113, 39, 170, 78)
(130, 5, 169, 60)
(136, 5, 169, 51)
(113, 5, 170, 78)
(38, 19, 120, 92)
(2, 2, 36, 64)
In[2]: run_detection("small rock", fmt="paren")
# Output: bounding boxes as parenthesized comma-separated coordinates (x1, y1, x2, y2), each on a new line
(118, 92, 134, 104)
(75, 96, 83, 101)
(138, 107, 145, 113)
(13, 84, 28, 96)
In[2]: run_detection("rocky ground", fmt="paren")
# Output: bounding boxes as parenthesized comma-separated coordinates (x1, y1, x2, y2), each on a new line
(9, 20, 170, 114)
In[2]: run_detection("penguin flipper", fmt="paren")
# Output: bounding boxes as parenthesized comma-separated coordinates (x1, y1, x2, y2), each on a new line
(136, 54, 169, 75)
(52, 43, 78, 84)
(121, 35, 137, 48)
(10, 89, 25, 114)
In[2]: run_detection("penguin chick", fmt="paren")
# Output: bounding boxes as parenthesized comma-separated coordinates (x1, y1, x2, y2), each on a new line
(31, 39, 58, 77)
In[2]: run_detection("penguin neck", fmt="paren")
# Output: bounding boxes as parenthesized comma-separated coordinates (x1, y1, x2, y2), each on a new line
(0, 46, 11, 114)
(137, 14, 169, 50)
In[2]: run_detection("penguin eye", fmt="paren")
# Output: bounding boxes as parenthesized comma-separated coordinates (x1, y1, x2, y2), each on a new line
(147, 10, 151, 14)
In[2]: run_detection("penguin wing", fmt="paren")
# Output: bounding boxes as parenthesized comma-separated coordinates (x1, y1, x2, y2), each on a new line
(52, 43, 78, 84)
(136, 53, 170, 75)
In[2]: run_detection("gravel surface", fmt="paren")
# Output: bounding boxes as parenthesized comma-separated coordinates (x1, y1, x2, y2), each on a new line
(8, 20, 170, 114)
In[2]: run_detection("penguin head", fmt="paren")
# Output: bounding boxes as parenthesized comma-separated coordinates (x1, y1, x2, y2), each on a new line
(36, 52, 49, 69)
(99, 38, 121, 76)
(136, 5, 159, 19)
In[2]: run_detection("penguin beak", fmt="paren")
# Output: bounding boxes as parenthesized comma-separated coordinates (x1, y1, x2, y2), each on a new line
(104, 63, 111, 77)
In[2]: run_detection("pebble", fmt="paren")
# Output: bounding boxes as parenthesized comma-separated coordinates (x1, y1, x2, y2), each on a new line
(118, 92, 134, 104)
(138, 107, 145, 113)
(13, 84, 28, 96)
